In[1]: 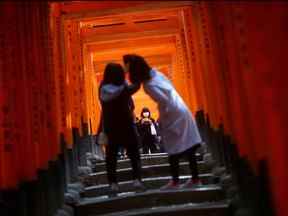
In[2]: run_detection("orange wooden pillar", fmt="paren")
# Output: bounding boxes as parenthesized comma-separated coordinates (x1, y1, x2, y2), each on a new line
(0, 2, 21, 189)
(204, 4, 233, 135)
(188, 4, 214, 126)
(63, 20, 75, 147)
(91, 69, 101, 135)
(180, 7, 204, 113)
(82, 45, 96, 135)
(237, 3, 288, 216)
(82, 44, 101, 135)
(49, 3, 64, 157)
(91, 73, 101, 134)
(17, 3, 39, 182)
(178, 17, 199, 113)
(30, 2, 49, 171)
(208, 2, 288, 216)
(50, 4, 69, 146)
(64, 20, 82, 134)
(195, 2, 225, 130)
(201, 4, 233, 133)
(0, 0, 59, 187)
(0, 3, 67, 215)
(173, 34, 193, 110)
(206, 3, 256, 163)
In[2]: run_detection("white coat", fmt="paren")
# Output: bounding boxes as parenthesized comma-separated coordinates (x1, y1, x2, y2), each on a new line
(143, 69, 202, 155)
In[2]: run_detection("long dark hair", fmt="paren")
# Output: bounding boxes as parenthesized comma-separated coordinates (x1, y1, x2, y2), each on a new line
(123, 54, 151, 83)
(102, 62, 125, 86)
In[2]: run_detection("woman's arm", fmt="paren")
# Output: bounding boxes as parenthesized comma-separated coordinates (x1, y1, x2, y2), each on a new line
(127, 83, 141, 95)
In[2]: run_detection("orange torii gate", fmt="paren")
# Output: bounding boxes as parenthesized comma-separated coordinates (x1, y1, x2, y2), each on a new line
(43, 3, 288, 216)
(0, 2, 288, 216)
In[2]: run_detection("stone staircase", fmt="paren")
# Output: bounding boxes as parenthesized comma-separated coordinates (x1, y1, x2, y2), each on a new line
(75, 153, 230, 216)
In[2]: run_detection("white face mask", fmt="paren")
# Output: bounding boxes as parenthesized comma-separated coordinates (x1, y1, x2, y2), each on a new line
(143, 112, 150, 118)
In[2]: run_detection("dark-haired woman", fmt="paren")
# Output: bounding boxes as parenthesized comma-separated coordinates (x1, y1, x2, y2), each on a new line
(99, 62, 144, 192)
(139, 107, 159, 154)
(123, 54, 203, 190)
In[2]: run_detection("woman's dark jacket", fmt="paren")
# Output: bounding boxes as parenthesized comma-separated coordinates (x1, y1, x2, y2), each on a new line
(99, 82, 140, 146)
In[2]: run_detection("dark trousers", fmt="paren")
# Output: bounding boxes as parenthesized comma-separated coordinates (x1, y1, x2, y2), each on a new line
(105, 139, 141, 184)
(168, 144, 201, 183)
(142, 135, 158, 154)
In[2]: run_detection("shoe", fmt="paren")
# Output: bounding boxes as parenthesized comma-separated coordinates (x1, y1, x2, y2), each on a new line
(160, 180, 180, 190)
(110, 183, 119, 192)
(180, 178, 202, 189)
(133, 179, 146, 191)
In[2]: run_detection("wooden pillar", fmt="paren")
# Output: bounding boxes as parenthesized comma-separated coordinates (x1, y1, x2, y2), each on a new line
(234, 3, 288, 216)
(83, 46, 101, 135)
(205, 3, 255, 161)
(181, 7, 203, 112)
(63, 20, 82, 134)
(63, 20, 74, 148)
(0, 2, 23, 190)
(188, 4, 213, 125)
(173, 34, 192, 109)
(178, 24, 198, 112)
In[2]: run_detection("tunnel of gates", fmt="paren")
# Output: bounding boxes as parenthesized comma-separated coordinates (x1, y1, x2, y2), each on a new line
(0, 1, 288, 216)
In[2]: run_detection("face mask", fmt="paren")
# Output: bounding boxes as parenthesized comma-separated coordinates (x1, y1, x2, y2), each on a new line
(143, 112, 150, 118)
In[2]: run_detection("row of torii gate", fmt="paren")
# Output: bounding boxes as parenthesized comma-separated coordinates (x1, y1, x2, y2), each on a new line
(0, 2, 288, 216)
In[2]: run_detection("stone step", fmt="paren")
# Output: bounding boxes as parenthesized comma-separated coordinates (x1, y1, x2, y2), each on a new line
(76, 186, 225, 216)
(95, 201, 229, 216)
(82, 174, 217, 198)
(85, 162, 211, 186)
(92, 153, 203, 172)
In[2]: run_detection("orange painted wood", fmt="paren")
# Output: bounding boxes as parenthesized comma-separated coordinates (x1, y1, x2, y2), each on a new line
(34, 3, 50, 169)
(63, 20, 75, 146)
(84, 46, 100, 134)
(237, 3, 288, 216)
(41, 3, 59, 161)
(49, 3, 63, 157)
(82, 46, 92, 132)
(205, 4, 232, 135)
(197, 3, 222, 128)
(53, 8, 69, 142)
(60, 2, 147, 14)
(191, 4, 217, 127)
(15, 3, 36, 182)
(203, 4, 252, 161)
(183, 6, 209, 114)
(62, 2, 194, 22)
(180, 8, 201, 112)
(172, 35, 191, 108)
(83, 28, 179, 44)
(81, 18, 179, 40)
(0, 4, 9, 189)
(0, 3, 23, 188)
(202, 4, 231, 130)
(207, 3, 288, 215)
(88, 36, 176, 53)
(65, 21, 81, 130)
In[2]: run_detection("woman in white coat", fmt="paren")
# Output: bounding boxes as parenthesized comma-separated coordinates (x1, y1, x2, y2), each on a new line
(123, 54, 203, 189)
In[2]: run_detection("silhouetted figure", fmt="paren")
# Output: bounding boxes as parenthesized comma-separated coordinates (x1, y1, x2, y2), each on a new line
(99, 62, 144, 192)
(123, 54, 203, 190)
